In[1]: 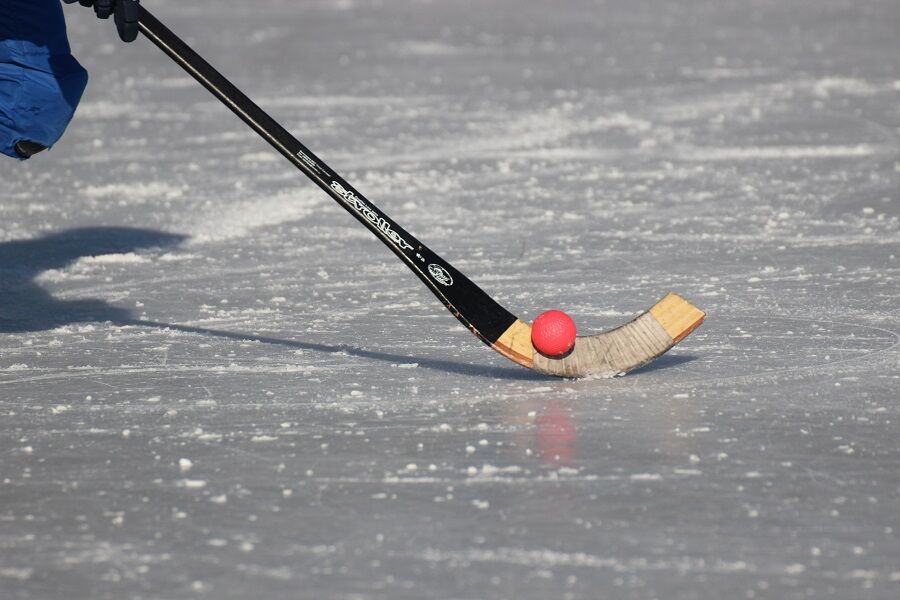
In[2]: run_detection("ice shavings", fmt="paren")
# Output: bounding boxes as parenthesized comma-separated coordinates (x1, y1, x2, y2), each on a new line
(74, 253, 150, 265)
(81, 182, 186, 202)
(419, 547, 758, 574)
(187, 188, 324, 242)
(177, 479, 207, 489)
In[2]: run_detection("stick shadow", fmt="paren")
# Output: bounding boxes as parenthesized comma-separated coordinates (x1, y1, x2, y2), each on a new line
(631, 353, 699, 374)
(0, 227, 549, 379)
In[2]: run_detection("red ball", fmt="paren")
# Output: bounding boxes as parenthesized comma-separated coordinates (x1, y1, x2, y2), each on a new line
(531, 310, 577, 357)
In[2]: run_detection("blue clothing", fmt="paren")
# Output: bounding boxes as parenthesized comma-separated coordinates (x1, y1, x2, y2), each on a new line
(0, 0, 88, 159)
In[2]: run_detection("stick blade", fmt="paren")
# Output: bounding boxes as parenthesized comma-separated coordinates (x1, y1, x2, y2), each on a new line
(493, 293, 705, 378)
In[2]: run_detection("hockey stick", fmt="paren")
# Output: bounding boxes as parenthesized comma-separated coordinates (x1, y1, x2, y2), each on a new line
(135, 6, 704, 378)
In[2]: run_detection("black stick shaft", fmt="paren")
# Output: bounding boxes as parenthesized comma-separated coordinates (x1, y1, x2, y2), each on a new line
(136, 6, 517, 345)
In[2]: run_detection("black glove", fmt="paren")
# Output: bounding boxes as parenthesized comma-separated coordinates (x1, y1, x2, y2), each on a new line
(63, 0, 141, 43)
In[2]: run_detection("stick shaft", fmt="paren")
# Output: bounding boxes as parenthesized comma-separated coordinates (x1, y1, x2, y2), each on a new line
(137, 6, 517, 344)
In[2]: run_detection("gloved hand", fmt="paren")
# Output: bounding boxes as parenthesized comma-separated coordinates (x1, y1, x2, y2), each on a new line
(63, 0, 141, 43)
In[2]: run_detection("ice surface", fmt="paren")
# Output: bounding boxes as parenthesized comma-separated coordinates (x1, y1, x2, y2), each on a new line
(1, 0, 899, 599)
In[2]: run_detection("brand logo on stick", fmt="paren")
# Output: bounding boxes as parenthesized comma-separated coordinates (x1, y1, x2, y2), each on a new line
(330, 181, 413, 251)
(296, 149, 326, 176)
(428, 264, 454, 287)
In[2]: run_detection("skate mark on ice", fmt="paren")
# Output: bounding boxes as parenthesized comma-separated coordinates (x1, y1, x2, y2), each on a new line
(657, 314, 899, 385)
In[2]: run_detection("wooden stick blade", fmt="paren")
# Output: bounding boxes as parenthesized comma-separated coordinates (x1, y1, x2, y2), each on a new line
(493, 293, 705, 378)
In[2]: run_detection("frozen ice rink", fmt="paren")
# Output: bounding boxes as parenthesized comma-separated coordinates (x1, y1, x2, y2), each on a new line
(1, 0, 898, 598)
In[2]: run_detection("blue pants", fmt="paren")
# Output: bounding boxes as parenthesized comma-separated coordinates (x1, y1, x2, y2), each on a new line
(0, 0, 88, 159)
